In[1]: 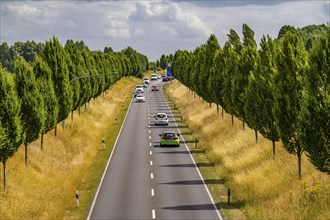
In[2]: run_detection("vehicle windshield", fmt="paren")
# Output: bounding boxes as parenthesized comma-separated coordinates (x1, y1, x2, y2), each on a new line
(157, 114, 166, 118)
(163, 133, 176, 139)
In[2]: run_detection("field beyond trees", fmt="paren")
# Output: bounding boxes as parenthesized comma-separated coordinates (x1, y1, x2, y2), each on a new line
(165, 80, 329, 219)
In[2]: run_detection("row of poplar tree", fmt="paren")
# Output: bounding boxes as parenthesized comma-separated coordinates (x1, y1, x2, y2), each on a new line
(171, 24, 329, 176)
(0, 36, 145, 189)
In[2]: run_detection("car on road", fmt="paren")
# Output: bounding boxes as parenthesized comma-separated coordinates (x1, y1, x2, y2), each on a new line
(154, 113, 168, 125)
(135, 94, 145, 102)
(136, 85, 144, 90)
(151, 74, 158, 81)
(143, 78, 150, 84)
(141, 82, 148, 88)
(134, 88, 143, 97)
(159, 131, 180, 147)
(151, 85, 159, 91)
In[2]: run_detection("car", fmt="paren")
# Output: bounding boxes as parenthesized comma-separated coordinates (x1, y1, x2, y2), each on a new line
(134, 88, 143, 97)
(155, 113, 168, 125)
(159, 131, 180, 147)
(151, 85, 159, 91)
(136, 85, 143, 90)
(157, 75, 161, 79)
(162, 77, 168, 82)
(141, 82, 148, 88)
(151, 74, 158, 81)
(151, 76, 158, 81)
(135, 94, 145, 102)
(143, 78, 150, 84)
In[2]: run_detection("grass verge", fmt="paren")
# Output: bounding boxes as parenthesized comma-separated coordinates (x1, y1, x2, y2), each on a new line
(163, 80, 330, 220)
(0, 76, 141, 219)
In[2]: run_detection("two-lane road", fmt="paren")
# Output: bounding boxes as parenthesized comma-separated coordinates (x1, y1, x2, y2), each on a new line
(87, 79, 222, 220)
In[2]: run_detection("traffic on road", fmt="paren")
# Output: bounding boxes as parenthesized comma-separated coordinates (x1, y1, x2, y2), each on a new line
(87, 74, 222, 220)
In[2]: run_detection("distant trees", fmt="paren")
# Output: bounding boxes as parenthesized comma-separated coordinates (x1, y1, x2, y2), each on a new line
(0, 36, 148, 190)
(171, 23, 329, 175)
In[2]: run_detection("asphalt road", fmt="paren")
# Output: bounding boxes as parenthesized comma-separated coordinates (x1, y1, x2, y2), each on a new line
(87, 79, 222, 220)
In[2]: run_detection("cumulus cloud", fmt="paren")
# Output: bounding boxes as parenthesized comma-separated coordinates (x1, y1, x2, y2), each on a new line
(0, 0, 328, 61)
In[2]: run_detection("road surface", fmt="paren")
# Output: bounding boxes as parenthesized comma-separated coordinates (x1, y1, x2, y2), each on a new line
(87, 80, 222, 220)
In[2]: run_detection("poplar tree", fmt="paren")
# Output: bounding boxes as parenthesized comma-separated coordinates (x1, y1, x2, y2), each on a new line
(65, 40, 85, 118)
(273, 30, 308, 178)
(222, 41, 240, 125)
(42, 37, 73, 132)
(33, 56, 58, 149)
(298, 29, 330, 173)
(244, 35, 279, 156)
(208, 47, 226, 115)
(201, 34, 220, 105)
(14, 56, 46, 166)
(0, 67, 23, 189)
(232, 24, 258, 130)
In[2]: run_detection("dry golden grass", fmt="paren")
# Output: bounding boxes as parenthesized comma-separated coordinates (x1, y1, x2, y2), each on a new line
(0, 76, 141, 219)
(165, 80, 330, 220)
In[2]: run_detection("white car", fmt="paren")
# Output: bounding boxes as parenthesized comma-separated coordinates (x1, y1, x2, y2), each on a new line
(136, 85, 144, 92)
(151, 76, 158, 81)
(155, 113, 168, 125)
(151, 74, 158, 81)
(151, 85, 159, 91)
(136, 94, 145, 102)
(143, 78, 150, 84)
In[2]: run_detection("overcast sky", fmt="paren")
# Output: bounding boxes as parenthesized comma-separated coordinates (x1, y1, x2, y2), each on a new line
(1, 0, 329, 61)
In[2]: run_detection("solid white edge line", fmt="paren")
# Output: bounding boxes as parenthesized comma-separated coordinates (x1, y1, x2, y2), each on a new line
(161, 88, 223, 220)
(86, 97, 134, 220)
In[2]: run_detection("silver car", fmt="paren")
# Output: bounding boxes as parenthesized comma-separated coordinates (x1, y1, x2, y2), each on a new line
(155, 113, 168, 126)
(136, 94, 145, 102)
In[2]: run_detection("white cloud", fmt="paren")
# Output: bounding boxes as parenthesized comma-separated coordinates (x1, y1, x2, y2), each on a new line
(0, 0, 328, 61)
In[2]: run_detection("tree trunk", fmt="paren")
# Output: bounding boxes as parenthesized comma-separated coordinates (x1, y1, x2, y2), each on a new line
(242, 120, 245, 131)
(25, 142, 28, 167)
(41, 133, 44, 150)
(62, 120, 65, 131)
(255, 129, 258, 143)
(216, 104, 219, 113)
(3, 160, 6, 190)
(71, 110, 74, 121)
(55, 124, 57, 137)
(78, 106, 81, 116)
(222, 108, 224, 120)
(209, 102, 212, 108)
(84, 103, 87, 110)
(231, 115, 234, 126)
(272, 140, 276, 159)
